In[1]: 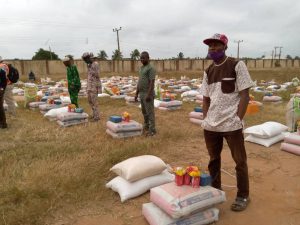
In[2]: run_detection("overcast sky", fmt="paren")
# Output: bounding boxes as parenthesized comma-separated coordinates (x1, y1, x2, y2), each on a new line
(0, 0, 299, 60)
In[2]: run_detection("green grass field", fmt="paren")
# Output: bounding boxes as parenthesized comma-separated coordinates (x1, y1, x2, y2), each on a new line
(0, 68, 298, 225)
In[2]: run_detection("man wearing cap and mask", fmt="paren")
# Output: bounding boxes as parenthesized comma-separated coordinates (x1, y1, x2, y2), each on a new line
(82, 52, 101, 121)
(200, 34, 253, 211)
(63, 55, 81, 107)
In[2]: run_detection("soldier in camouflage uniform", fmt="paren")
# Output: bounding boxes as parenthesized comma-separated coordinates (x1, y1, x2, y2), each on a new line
(135, 51, 156, 136)
(82, 52, 101, 121)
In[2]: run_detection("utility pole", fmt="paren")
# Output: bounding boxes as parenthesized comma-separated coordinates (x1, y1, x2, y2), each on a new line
(234, 40, 243, 59)
(113, 27, 122, 52)
(278, 46, 283, 60)
(49, 46, 52, 60)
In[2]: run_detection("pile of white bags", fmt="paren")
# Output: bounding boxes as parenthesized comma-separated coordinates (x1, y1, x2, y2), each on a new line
(280, 133, 300, 156)
(189, 111, 203, 126)
(181, 90, 200, 102)
(106, 120, 143, 138)
(56, 111, 89, 127)
(28, 101, 46, 110)
(125, 96, 140, 106)
(195, 94, 204, 104)
(106, 155, 173, 202)
(44, 106, 68, 121)
(244, 121, 288, 147)
(158, 100, 182, 111)
(142, 182, 225, 225)
(263, 95, 282, 102)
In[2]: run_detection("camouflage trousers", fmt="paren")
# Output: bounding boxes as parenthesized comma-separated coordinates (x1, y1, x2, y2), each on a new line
(87, 91, 99, 120)
(140, 94, 156, 133)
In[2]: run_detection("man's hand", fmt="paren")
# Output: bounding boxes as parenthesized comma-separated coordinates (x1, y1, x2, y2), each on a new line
(145, 95, 152, 102)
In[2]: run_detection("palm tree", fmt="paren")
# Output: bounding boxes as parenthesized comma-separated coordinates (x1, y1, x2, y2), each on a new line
(97, 50, 108, 60)
(112, 49, 123, 60)
(130, 49, 140, 60)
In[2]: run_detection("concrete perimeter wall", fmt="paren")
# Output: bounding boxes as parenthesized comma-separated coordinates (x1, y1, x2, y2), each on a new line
(4, 59, 300, 76)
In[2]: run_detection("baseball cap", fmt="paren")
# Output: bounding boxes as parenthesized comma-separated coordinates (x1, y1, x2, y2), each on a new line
(203, 33, 228, 46)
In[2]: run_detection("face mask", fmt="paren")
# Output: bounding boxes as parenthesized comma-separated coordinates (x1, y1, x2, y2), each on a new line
(208, 50, 225, 62)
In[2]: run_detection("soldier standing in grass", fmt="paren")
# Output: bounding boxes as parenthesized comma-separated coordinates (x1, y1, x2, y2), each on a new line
(200, 34, 253, 211)
(135, 51, 156, 136)
(82, 52, 101, 122)
(63, 55, 81, 107)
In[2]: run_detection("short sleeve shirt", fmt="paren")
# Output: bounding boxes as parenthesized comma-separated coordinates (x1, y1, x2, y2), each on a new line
(200, 57, 253, 132)
(87, 61, 101, 92)
(137, 64, 156, 94)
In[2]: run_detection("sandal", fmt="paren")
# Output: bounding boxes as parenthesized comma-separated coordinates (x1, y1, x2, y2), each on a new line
(231, 197, 250, 212)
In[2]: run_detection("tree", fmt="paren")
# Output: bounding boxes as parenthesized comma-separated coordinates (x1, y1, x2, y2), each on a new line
(177, 52, 184, 59)
(295, 56, 300, 60)
(32, 48, 59, 60)
(97, 50, 108, 60)
(112, 49, 123, 60)
(130, 49, 140, 60)
(286, 55, 293, 60)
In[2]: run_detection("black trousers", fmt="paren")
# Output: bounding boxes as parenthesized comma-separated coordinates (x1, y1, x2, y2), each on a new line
(0, 89, 7, 127)
(204, 129, 249, 198)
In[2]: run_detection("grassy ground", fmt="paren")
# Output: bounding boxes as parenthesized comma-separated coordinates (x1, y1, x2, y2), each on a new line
(0, 68, 298, 225)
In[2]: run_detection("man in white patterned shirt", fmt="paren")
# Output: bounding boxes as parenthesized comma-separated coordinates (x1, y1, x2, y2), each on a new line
(200, 33, 253, 211)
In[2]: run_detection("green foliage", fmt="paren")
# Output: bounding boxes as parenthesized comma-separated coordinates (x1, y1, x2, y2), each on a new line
(177, 52, 184, 59)
(112, 49, 123, 60)
(97, 50, 108, 60)
(130, 49, 140, 60)
(32, 48, 59, 60)
(286, 55, 293, 60)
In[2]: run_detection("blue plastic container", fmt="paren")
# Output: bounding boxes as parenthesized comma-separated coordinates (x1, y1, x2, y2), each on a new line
(200, 173, 211, 186)
(194, 107, 203, 112)
(109, 115, 122, 123)
(162, 97, 171, 102)
(75, 108, 84, 113)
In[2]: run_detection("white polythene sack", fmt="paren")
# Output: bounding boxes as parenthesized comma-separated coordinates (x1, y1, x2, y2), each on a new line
(142, 203, 219, 225)
(44, 106, 68, 119)
(150, 182, 226, 219)
(110, 155, 167, 182)
(245, 133, 284, 147)
(106, 120, 142, 133)
(243, 121, 288, 138)
(106, 170, 174, 202)
(106, 129, 142, 139)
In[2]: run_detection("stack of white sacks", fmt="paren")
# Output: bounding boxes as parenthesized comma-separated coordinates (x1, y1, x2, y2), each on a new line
(158, 100, 182, 111)
(244, 121, 288, 147)
(106, 117, 143, 138)
(143, 176, 226, 225)
(125, 96, 140, 106)
(181, 90, 200, 102)
(106, 155, 174, 202)
(189, 107, 204, 126)
(56, 110, 89, 127)
(280, 133, 300, 155)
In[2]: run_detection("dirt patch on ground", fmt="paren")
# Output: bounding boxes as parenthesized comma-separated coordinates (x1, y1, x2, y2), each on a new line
(51, 138, 300, 225)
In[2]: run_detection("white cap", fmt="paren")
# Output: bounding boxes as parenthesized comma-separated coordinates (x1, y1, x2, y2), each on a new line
(0, 56, 3, 62)
(62, 56, 70, 62)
